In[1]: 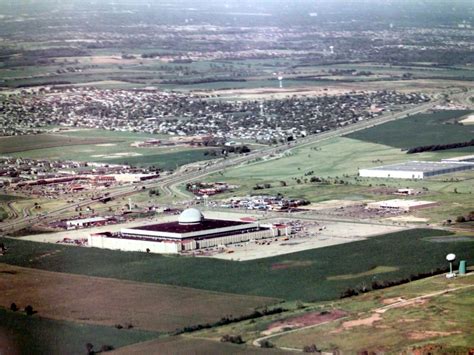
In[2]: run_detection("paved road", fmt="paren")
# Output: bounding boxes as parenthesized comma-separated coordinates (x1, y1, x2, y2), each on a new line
(1, 89, 470, 234)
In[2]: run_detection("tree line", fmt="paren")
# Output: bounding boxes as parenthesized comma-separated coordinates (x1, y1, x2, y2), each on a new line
(406, 139, 474, 154)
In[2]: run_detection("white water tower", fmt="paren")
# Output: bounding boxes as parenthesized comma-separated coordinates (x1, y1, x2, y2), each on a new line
(278, 76, 284, 88)
(446, 253, 456, 278)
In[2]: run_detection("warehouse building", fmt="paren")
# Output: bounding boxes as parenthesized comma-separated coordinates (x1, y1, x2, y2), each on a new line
(366, 199, 438, 212)
(88, 208, 282, 254)
(359, 161, 474, 179)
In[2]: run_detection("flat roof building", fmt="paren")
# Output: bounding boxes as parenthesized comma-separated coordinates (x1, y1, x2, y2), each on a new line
(359, 161, 474, 179)
(89, 208, 282, 254)
(366, 199, 438, 212)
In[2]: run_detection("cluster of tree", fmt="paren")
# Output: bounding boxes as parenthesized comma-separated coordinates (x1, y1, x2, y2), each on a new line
(86, 343, 114, 354)
(10, 303, 36, 316)
(114, 323, 133, 329)
(16, 81, 72, 88)
(340, 267, 449, 298)
(161, 78, 247, 85)
(303, 344, 322, 353)
(204, 145, 251, 157)
(148, 189, 160, 197)
(454, 211, 474, 223)
(253, 183, 272, 190)
(220, 334, 245, 344)
(260, 340, 274, 348)
(173, 307, 286, 335)
(406, 139, 474, 154)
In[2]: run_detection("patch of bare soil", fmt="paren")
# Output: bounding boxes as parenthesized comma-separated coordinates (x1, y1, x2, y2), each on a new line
(407, 331, 461, 340)
(342, 313, 382, 329)
(263, 309, 347, 335)
(382, 297, 405, 305)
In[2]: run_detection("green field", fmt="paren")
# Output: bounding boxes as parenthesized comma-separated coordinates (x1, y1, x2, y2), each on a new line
(345, 110, 474, 150)
(0, 134, 120, 154)
(100, 149, 217, 169)
(112, 335, 291, 354)
(1, 230, 473, 302)
(210, 136, 474, 223)
(0, 308, 158, 354)
(6, 129, 217, 170)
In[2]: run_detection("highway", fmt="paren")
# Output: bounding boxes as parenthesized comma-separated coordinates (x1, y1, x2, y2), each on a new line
(1, 88, 471, 234)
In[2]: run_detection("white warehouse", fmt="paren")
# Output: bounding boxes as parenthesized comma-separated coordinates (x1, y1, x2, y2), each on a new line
(359, 161, 474, 180)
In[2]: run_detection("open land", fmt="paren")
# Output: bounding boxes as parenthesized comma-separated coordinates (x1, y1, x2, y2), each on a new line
(266, 275, 474, 353)
(1, 1, 474, 353)
(2, 129, 219, 170)
(1, 229, 472, 302)
(0, 263, 278, 332)
(192, 271, 474, 353)
(0, 308, 158, 355)
(0, 134, 121, 154)
(210, 133, 474, 224)
(110, 336, 292, 355)
(346, 110, 474, 150)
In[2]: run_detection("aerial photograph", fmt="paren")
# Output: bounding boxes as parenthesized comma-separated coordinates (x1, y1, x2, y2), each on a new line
(0, 0, 473, 353)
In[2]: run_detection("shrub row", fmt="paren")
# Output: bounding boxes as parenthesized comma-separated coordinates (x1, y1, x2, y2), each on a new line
(406, 139, 474, 154)
(340, 267, 448, 298)
(173, 307, 286, 335)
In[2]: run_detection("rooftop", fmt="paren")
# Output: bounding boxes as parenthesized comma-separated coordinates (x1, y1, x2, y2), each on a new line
(365, 160, 474, 173)
(128, 219, 248, 234)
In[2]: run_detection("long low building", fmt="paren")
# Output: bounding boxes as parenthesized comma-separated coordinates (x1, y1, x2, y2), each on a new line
(359, 160, 474, 179)
(89, 208, 284, 254)
(366, 199, 438, 212)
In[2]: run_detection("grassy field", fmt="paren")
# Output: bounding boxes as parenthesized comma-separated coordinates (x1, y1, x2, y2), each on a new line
(194, 272, 474, 354)
(0, 264, 277, 333)
(1, 229, 472, 302)
(6, 129, 217, 170)
(0, 207, 8, 222)
(0, 134, 120, 154)
(269, 276, 474, 353)
(209, 136, 474, 223)
(0, 307, 158, 354)
(111, 336, 292, 354)
(345, 110, 474, 150)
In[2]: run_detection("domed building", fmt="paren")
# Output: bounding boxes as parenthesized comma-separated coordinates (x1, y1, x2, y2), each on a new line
(89, 208, 275, 254)
(178, 208, 204, 225)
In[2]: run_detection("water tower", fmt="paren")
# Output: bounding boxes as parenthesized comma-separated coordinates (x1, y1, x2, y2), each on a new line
(446, 253, 456, 278)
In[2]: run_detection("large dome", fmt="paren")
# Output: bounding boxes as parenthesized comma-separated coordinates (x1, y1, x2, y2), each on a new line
(178, 208, 204, 224)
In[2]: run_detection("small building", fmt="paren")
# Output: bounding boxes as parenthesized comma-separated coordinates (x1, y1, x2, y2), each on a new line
(66, 216, 109, 229)
(359, 161, 474, 179)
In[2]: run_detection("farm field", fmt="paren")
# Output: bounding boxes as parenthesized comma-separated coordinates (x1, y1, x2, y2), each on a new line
(0, 263, 278, 332)
(111, 336, 292, 354)
(1, 229, 473, 302)
(0, 308, 158, 355)
(194, 271, 474, 354)
(0, 134, 121, 154)
(345, 110, 474, 150)
(6, 129, 218, 170)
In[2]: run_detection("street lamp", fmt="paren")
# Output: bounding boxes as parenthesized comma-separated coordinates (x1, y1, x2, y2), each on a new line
(446, 253, 456, 279)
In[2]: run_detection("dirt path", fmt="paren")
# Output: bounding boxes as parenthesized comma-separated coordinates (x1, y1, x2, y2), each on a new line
(252, 274, 474, 351)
